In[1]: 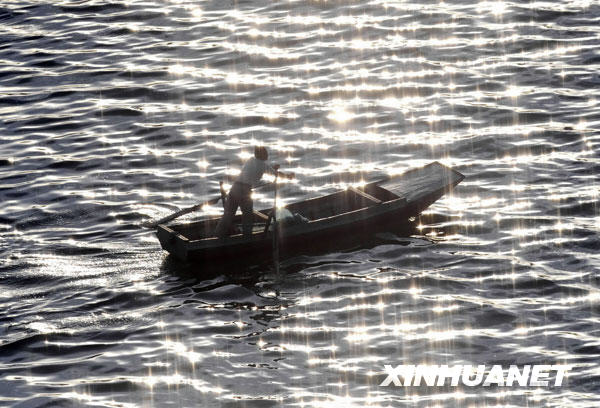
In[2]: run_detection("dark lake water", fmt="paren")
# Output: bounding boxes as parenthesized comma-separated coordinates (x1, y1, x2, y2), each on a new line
(1, 0, 599, 406)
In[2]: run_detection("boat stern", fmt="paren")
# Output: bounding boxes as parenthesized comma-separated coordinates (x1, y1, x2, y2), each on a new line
(157, 224, 189, 261)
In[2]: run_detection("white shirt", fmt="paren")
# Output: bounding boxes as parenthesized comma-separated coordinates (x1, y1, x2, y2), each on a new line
(237, 157, 275, 187)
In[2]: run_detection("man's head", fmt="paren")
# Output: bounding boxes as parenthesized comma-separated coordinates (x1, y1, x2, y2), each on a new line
(254, 146, 268, 161)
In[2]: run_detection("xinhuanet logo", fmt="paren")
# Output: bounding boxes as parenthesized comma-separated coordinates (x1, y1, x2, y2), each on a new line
(380, 364, 570, 387)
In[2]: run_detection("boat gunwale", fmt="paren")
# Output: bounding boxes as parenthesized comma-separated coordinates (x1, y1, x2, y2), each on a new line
(183, 194, 408, 248)
(159, 223, 189, 243)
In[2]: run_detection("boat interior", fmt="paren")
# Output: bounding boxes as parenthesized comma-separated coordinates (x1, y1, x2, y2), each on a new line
(168, 183, 400, 241)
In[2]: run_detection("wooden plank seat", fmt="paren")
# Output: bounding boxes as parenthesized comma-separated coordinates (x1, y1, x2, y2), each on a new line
(253, 210, 269, 221)
(348, 186, 382, 205)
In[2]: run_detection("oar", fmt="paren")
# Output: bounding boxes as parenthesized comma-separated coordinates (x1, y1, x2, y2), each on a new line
(141, 196, 222, 228)
(219, 181, 227, 209)
(272, 165, 280, 274)
(143, 180, 274, 229)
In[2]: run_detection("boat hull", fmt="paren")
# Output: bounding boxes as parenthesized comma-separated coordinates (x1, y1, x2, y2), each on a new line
(156, 162, 464, 262)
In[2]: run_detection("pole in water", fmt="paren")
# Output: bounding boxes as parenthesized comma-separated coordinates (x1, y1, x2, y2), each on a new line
(272, 166, 280, 275)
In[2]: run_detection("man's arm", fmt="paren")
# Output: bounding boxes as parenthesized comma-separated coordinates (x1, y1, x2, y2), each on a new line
(278, 171, 294, 180)
(268, 163, 294, 180)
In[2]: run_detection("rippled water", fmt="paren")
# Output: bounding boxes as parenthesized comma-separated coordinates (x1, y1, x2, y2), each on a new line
(1, 0, 600, 406)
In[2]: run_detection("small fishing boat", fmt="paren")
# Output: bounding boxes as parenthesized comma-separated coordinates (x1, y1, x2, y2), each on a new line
(157, 161, 464, 262)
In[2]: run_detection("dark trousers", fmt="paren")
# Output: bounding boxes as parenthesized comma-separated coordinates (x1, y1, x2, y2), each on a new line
(215, 182, 253, 238)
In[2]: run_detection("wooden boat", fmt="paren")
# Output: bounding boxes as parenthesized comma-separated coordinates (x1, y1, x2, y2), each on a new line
(157, 161, 464, 262)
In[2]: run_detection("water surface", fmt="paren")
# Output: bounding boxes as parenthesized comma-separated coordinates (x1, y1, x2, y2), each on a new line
(1, 0, 599, 406)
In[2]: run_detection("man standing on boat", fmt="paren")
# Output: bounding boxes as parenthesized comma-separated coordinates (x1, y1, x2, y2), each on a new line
(215, 146, 294, 238)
